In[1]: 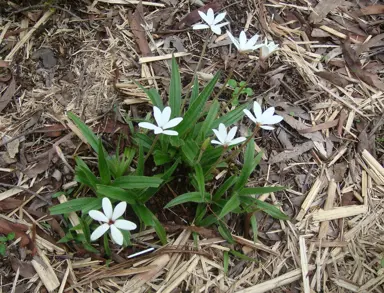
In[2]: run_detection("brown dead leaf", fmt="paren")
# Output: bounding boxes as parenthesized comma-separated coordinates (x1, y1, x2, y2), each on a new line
(269, 141, 314, 164)
(0, 219, 33, 250)
(10, 256, 36, 278)
(129, 2, 151, 56)
(175, 2, 222, 29)
(277, 112, 325, 142)
(0, 198, 23, 211)
(315, 71, 350, 87)
(0, 78, 16, 113)
(337, 110, 348, 137)
(342, 40, 384, 91)
(34, 124, 67, 137)
(309, 0, 345, 23)
(359, 5, 384, 15)
(299, 119, 339, 134)
(0, 60, 9, 68)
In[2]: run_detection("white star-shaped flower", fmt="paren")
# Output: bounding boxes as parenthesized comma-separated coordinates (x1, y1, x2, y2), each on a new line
(192, 8, 229, 35)
(89, 198, 137, 245)
(260, 40, 279, 59)
(139, 106, 183, 136)
(212, 123, 246, 147)
(243, 101, 283, 130)
(227, 30, 263, 53)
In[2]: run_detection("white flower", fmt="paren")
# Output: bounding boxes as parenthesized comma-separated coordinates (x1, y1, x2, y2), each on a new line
(192, 8, 229, 35)
(139, 106, 183, 136)
(212, 123, 246, 147)
(227, 30, 263, 53)
(89, 198, 137, 245)
(260, 40, 279, 59)
(243, 102, 283, 130)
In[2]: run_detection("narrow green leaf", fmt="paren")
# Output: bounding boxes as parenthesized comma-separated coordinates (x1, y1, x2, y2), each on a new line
(96, 185, 137, 204)
(75, 157, 98, 189)
(67, 112, 99, 153)
(229, 249, 257, 262)
(250, 214, 258, 242)
(190, 75, 199, 104)
(112, 176, 162, 189)
(233, 140, 255, 191)
(153, 216, 167, 245)
(212, 103, 248, 129)
(238, 186, 285, 196)
(194, 164, 205, 194)
(212, 175, 238, 201)
(82, 198, 102, 214)
(50, 198, 91, 215)
(254, 199, 289, 220)
(80, 217, 91, 242)
(0, 244, 6, 256)
(199, 214, 218, 227)
(177, 71, 221, 136)
(198, 99, 219, 139)
(132, 204, 153, 226)
(218, 222, 234, 244)
(98, 140, 111, 185)
(218, 195, 240, 219)
(181, 139, 199, 164)
(164, 192, 209, 209)
(83, 242, 99, 253)
(169, 56, 181, 116)
(133, 133, 153, 150)
(223, 251, 229, 275)
(153, 150, 172, 166)
(104, 234, 111, 256)
(135, 82, 163, 109)
(137, 144, 144, 176)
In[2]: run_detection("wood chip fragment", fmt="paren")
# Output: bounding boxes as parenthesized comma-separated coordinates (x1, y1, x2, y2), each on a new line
(313, 205, 368, 221)
(296, 177, 324, 221)
(31, 250, 60, 292)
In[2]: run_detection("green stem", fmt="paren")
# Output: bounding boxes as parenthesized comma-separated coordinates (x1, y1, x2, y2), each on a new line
(205, 146, 227, 176)
(144, 134, 159, 162)
(226, 125, 260, 163)
(195, 32, 212, 73)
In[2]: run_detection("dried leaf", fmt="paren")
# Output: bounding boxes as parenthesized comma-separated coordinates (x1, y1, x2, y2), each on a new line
(0, 78, 16, 113)
(0, 219, 32, 250)
(175, 2, 221, 29)
(315, 71, 350, 87)
(10, 256, 36, 278)
(0, 60, 9, 68)
(359, 5, 384, 15)
(309, 0, 345, 23)
(299, 119, 339, 134)
(129, 3, 151, 56)
(31, 48, 57, 69)
(277, 112, 325, 142)
(269, 141, 315, 164)
(0, 198, 23, 211)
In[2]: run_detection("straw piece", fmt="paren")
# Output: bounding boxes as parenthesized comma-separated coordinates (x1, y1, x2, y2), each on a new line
(299, 236, 310, 293)
(313, 205, 368, 221)
(57, 194, 82, 234)
(31, 250, 60, 292)
(318, 179, 337, 239)
(296, 177, 324, 221)
(139, 52, 191, 63)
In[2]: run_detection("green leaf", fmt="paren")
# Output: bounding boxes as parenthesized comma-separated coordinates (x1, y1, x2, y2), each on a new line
(104, 234, 111, 256)
(181, 139, 199, 164)
(212, 103, 248, 129)
(194, 164, 205, 194)
(96, 185, 137, 204)
(177, 71, 221, 136)
(0, 236, 7, 242)
(98, 140, 111, 185)
(199, 214, 218, 227)
(132, 204, 153, 226)
(239, 81, 246, 87)
(218, 195, 240, 219)
(227, 79, 237, 88)
(112, 176, 162, 189)
(229, 249, 257, 262)
(153, 150, 172, 166)
(80, 217, 91, 243)
(250, 214, 258, 242)
(238, 186, 285, 196)
(7, 232, 15, 241)
(233, 141, 260, 191)
(169, 56, 181, 116)
(0, 243, 6, 256)
(137, 144, 144, 176)
(136, 82, 163, 109)
(223, 251, 229, 275)
(198, 99, 219, 139)
(218, 222, 234, 244)
(164, 192, 209, 209)
(190, 75, 199, 104)
(83, 242, 99, 253)
(153, 216, 167, 245)
(134, 133, 153, 150)
(58, 231, 74, 243)
(212, 175, 238, 201)
(67, 112, 99, 153)
(50, 198, 91, 215)
(254, 199, 289, 220)
(75, 157, 99, 189)
(244, 88, 254, 96)
(82, 198, 102, 214)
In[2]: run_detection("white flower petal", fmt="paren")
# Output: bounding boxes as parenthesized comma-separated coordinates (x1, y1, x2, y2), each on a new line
(162, 130, 178, 136)
(260, 45, 269, 58)
(193, 23, 210, 30)
(248, 34, 259, 47)
(227, 31, 240, 50)
(212, 129, 224, 144)
(228, 137, 246, 146)
(239, 31, 247, 48)
(260, 107, 275, 123)
(198, 10, 209, 24)
(102, 197, 113, 219)
(90, 223, 110, 241)
(163, 117, 183, 129)
(153, 106, 162, 127)
(110, 224, 124, 245)
(227, 126, 238, 142)
(213, 11, 226, 24)
(218, 123, 227, 139)
(260, 125, 275, 130)
(159, 106, 171, 128)
(139, 122, 158, 131)
(114, 219, 137, 231)
(154, 126, 164, 134)
(206, 8, 215, 24)
(243, 109, 257, 123)
(89, 210, 109, 222)
(215, 21, 229, 28)
(210, 25, 222, 35)
(253, 102, 262, 120)
(211, 139, 223, 145)
(112, 201, 127, 221)
(265, 115, 283, 125)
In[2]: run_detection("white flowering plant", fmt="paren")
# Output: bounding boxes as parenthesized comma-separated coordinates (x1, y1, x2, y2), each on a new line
(49, 56, 287, 250)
